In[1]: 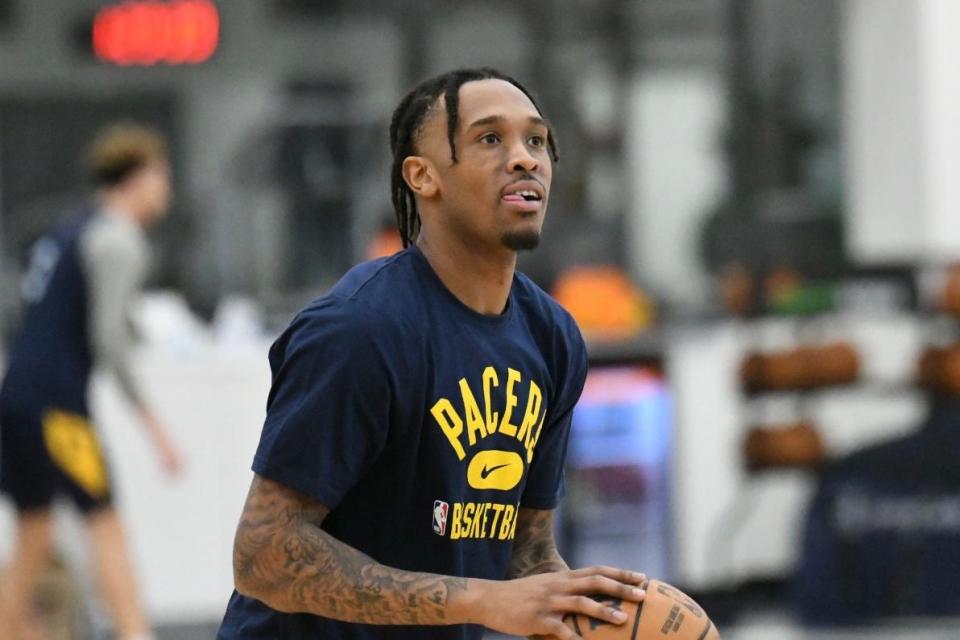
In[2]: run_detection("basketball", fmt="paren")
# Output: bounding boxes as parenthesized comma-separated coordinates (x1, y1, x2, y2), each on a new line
(536, 579, 719, 640)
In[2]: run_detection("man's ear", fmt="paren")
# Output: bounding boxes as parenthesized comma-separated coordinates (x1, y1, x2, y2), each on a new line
(402, 156, 439, 198)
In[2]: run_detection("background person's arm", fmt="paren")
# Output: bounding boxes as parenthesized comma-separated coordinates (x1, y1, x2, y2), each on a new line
(81, 217, 183, 474)
(81, 217, 148, 407)
(233, 475, 645, 639)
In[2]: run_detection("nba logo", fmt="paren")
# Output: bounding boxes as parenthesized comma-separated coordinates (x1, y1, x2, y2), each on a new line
(433, 500, 449, 536)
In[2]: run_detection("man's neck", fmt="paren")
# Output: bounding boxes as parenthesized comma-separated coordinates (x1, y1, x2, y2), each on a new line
(416, 231, 516, 316)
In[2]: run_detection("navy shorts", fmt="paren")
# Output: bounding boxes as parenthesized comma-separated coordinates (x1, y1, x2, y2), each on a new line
(0, 402, 113, 514)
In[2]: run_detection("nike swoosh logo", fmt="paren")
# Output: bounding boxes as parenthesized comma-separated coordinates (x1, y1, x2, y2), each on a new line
(480, 463, 511, 479)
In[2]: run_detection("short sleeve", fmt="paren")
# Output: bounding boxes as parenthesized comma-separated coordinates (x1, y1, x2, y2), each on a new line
(521, 317, 588, 509)
(252, 299, 394, 508)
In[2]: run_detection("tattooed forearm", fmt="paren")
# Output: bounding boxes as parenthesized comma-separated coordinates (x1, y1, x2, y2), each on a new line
(233, 476, 470, 624)
(507, 507, 568, 579)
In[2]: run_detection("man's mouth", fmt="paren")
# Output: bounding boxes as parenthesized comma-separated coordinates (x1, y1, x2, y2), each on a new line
(501, 180, 545, 211)
(502, 191, 542, 203)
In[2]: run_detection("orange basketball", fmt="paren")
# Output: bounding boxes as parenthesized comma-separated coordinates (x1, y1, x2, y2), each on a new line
(540, 579, 720, 640)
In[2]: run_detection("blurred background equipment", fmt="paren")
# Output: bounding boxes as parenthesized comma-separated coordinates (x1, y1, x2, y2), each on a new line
(89, 0, 220, 67)
(740, 343, 860, 392)
(563, 364, 673, 585)
(2, 0, 960, 638)
(742, 421, 825, 472)
(794, 394, 960, 624)
(552, 265, 655, 341)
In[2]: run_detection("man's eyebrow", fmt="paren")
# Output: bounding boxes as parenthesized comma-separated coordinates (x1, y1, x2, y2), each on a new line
(467, 115, 506, 129)
(466, 114, 550, 129)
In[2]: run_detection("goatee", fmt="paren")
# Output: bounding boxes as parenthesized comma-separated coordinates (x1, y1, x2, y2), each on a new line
(501, 230, 540, 251)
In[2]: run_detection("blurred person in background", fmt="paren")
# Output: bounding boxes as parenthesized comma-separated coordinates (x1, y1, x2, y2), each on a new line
(0, 124, 184, 640)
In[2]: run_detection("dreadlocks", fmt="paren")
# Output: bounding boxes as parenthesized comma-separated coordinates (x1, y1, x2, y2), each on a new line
(389, 67, 559, 248)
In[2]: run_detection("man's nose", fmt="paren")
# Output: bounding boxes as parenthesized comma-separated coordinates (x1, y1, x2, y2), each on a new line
(507, 141, 539, 173)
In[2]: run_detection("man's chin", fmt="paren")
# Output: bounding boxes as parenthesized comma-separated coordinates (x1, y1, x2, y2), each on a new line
(501, 230, 541, 252)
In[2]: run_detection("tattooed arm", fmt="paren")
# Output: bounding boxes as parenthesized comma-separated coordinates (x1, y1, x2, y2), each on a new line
(233, 475, 645, 637)
(232, 475, 472, 624)
(508, 507, 568, 578)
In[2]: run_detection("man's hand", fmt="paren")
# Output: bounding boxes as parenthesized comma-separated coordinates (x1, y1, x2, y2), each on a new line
(470, 566, 646, 640)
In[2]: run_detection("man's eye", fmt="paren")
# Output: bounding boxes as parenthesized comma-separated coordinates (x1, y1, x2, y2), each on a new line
(529, 135, 545, 147)
(480, 133, 500, 144)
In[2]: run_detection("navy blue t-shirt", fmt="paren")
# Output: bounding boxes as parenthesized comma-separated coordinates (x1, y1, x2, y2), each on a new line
(218, 245, 587, 640)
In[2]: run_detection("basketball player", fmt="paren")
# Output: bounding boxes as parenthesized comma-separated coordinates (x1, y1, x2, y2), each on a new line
(218, 68, 646, 640)
(0, 124, 183, 640)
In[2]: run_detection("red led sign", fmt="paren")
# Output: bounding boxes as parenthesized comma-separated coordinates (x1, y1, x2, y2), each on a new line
(93, 0, 219, 66)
